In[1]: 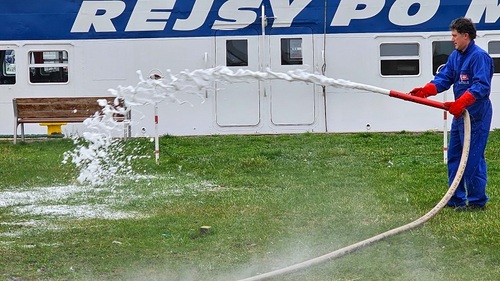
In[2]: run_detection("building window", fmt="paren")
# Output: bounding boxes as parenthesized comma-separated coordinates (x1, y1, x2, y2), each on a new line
(1, 50, 16, 85)
(226, 40, 248, 67)
(380, 43, 419, 76)
(29, 50, 69, 83)
(281, 38, 303, 65)
(432, 41, 454, 75)
(488, 41, 500, 74)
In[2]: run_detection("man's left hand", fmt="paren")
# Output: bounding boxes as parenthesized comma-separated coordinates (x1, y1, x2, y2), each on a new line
(444, 91, 476, 118)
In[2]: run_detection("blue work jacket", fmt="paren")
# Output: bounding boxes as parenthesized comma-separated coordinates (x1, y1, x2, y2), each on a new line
(431, 40, 493, 119)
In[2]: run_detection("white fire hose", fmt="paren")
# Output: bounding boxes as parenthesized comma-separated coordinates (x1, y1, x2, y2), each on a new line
(239, 111, 471, 281)
(130, 68, 469, 280)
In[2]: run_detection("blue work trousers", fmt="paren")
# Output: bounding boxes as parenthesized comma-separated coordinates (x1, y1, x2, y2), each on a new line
(447, 110, 491, 207)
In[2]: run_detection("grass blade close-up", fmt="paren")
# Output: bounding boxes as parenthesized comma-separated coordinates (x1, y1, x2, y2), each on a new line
(0, 131, 499, 281)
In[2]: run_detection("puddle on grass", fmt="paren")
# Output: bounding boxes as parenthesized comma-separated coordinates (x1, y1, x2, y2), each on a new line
(0, 178, 222, 244)
(0, 184, 139, 240)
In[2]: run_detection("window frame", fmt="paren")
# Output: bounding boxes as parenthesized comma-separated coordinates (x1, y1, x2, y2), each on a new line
(281, 38, 303, 65)
(0, 49, 16, 85)
(431, 41, 454, 75)
(379, 42, 420, 77)
(28, 50, 69, 84)
(225, 39, 248, 67)
(488, 41, 500, 74)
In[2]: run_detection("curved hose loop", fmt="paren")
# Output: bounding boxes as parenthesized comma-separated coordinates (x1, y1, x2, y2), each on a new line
(239, 110, 471, 281)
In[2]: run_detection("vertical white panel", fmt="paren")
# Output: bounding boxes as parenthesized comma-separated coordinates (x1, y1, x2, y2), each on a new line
(269, 32, 316, 125)
(215, 33, 261, 127)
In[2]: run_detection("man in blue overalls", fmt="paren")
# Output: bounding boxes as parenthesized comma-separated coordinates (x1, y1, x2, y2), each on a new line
(409, 17, 493, 211)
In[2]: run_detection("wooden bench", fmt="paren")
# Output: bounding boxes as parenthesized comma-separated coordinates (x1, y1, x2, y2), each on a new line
(13, 97, 131, 144)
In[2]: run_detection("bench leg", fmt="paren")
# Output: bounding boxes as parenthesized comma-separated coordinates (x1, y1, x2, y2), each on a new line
(13, 122, 17, 144)
(125, 111, 132, 139)
(21, 124, 25, 142)
(123, 110, 131, 140)
(12, 122, 25, 144)
(123, 121, 131, 140)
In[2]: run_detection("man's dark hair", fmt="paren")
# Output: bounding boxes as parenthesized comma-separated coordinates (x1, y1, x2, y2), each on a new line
(450, 17, 477, 40)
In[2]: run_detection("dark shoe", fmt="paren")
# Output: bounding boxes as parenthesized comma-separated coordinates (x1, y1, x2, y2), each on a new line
(455, 205, 486, 212)
(454, 205, 469, 212)
(468, 204, 486, 211)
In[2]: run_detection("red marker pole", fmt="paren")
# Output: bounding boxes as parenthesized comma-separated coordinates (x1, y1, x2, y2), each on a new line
(443, 110, 448, 163)
(149, 71, 163, 166)
(155, 104, 159, 165)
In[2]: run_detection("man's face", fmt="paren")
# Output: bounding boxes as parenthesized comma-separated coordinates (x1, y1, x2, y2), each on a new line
(451, 29, 469, 51)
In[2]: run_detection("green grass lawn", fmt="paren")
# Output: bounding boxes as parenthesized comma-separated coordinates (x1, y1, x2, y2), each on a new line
(0, 131, 498, 281)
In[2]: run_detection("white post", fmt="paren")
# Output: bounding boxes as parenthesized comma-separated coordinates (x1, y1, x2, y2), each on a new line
(443, 91, 448, 164)
(149, 71, 163, 165)
(260, 5, 267, 97)
(154, 103, 159, 165)
(437, 64, 448, 164)
(261, 5, 265, 37)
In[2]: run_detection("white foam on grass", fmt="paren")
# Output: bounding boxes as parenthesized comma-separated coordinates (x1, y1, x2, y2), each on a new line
(0, 185, 89, 208)
(0, 185, 140, 221)
(0, 177, 221, 241)
(14, 204, 139, 220)
(0, 184, 147, 242)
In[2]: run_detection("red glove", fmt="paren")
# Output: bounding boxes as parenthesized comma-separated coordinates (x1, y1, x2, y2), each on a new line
(444, 91, 476, 118)
(409, 83, 437, 98)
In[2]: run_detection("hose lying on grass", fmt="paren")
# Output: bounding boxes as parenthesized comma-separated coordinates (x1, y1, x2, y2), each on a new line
(239, 110, 471, 281)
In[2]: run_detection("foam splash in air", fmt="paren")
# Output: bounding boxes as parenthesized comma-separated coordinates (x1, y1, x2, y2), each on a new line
(65, 66, 386, 186)
(110, 66, 389, 105)
(62, 99, 145, 186)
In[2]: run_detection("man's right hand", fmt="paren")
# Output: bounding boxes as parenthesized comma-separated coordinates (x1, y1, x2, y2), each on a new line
(409, 83, 437, 98)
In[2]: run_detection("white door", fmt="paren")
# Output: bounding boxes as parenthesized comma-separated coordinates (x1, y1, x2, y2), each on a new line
(215, 31, 261, 127)
(214, 29, 319, 132)
(268, 31, 316, 126)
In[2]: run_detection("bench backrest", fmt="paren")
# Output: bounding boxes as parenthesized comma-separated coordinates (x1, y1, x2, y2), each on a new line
(13, 97, 127, 121)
